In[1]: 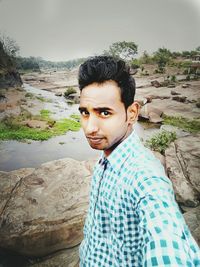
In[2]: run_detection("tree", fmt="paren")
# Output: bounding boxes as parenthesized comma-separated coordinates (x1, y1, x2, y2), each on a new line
(104, 41, 138, 61)
(196, 46, 200, 52)
(153, 47, 172, 72)
(0, 33, 20, 58)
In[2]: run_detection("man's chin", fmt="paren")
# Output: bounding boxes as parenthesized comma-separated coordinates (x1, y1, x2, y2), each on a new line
(88, 143, 104, 150)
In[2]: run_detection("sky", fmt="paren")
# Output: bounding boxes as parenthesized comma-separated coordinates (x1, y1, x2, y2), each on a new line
(0, 0, 200, 61)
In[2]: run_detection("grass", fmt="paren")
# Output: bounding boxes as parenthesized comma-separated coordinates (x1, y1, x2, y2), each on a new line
(145, 131, 177, 155)
(0, 123, 53, 141)
(0, 109, 81, 141)
(70, 114, 80, 122)
(40, 109, 51, 120)
(163, 115, 200, 133)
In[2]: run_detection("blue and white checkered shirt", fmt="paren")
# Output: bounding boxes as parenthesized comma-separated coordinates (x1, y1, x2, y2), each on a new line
(79, 130, 200, 266)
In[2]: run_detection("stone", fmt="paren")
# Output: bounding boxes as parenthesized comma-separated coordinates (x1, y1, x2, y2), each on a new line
(172, 96, 187, 103)
(0, 158, 92, 257)
(139, 104, 163, 123)
(151, 80, 161, 88)
(183, 206, 200, 246)
(182, 84, 190, 88)
(160, 125, 190, 138)
(24, 120, 48, 129)
(165, 135, 200, 207)
(55, 92, 62, 97)
(171, 90, 181, 95)
(148, 111, 163, 123)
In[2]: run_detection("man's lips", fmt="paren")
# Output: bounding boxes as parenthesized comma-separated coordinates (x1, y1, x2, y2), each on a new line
(86, 136, 104, 144)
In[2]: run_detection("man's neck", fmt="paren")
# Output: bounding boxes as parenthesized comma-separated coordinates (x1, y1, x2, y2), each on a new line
(104, 127, 133, 158)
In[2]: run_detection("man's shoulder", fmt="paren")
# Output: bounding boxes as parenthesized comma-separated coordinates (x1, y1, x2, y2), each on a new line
(121, 146, 172, 198)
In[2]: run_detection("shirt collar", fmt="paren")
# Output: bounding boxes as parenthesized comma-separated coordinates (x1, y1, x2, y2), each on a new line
(98, 130, 140, 174)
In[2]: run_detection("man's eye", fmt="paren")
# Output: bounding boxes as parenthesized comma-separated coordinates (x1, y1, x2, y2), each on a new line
(80, 110, 89, 116)
(100, 111, 111, 117)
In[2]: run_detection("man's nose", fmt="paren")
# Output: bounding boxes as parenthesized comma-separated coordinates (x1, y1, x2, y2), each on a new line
(85, 115, 99, 135)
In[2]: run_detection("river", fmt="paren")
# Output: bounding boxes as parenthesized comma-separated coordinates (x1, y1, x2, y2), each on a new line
(0, 83, 158, 171)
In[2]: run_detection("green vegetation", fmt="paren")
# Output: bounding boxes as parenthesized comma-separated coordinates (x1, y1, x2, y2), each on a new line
(104, 41, 138, 61)
(163, 116, 200, 133)
(40, 109, 51, 120)
(153, 47, 172, 73)
(64, 87, 77, 98)
(70, 114, 80, 122)
(170, 75, 177, 83)
(16, 56, 86, 71)
(25, 92, 34, 98)
(145, 131, 177, 154)
(35, 96, 52, 102)
(53, 118, 80, 134)
(0, 109, 81, 141)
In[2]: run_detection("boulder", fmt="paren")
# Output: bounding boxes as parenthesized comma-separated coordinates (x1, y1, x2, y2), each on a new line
(24, 120, 49, 129)
(55, 92, 62, 97)
(151, 80, 161, 88)
(183, 206, 200, 246)
(165, 135, 200, 207)
(160, 125, 189, 138)
(172, 96, 187, 103)
(28, 246, 79, 267)
(182, 84, 190, 88)
(67, 94, 80, 104)
(148, 111, 163, 123)
(139, 104, 163, 123)
(0, 158, 92, 257)
(171, 90, 181, 95)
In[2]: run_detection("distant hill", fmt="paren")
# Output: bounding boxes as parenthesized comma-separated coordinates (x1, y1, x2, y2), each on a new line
(0, 41, 22, 89)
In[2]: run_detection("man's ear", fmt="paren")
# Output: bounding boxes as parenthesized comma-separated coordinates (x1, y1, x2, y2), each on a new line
(127, 102, 140, 125)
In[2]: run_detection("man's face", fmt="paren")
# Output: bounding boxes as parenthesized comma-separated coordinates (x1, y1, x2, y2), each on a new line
(79, 80, 135, 157)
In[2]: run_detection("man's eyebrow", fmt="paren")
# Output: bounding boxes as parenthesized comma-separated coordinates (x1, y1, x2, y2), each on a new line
(94, 107, 114, 112)
(78, 107, 87, 112)
(79, 107, 114, 112)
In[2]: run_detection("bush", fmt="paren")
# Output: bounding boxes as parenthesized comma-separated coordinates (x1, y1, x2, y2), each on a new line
(186, 75, 191, 81)
(64, 87, 77, 98)
(170, 75, 177, 83)
(145, 131, 177, 155)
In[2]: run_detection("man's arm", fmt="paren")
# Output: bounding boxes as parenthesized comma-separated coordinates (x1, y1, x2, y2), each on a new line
(136, 179, 200, 266)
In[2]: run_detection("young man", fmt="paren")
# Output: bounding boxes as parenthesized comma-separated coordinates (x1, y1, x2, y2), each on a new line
(78, 56, 200, 266)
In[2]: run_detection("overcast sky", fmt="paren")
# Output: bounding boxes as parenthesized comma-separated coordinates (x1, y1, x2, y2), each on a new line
(0, 0, 199, 61)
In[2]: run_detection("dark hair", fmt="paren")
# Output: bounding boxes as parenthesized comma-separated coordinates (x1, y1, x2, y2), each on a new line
(78, 56, 136, 109)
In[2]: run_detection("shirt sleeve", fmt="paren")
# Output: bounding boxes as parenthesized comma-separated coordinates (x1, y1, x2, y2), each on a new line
(136, 177, 200, 267)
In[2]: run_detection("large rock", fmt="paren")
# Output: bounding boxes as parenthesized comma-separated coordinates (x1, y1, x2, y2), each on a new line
(165, 135, 200, 207)
(151, 80, 161, 87)
(183, 206, 200, 247)
(28, 246, 80, 267)
(172, 96, 187, 103)
(139, 103, 163, 123)
(0, 158, 92, 257)
(0, 168, 35, 215)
